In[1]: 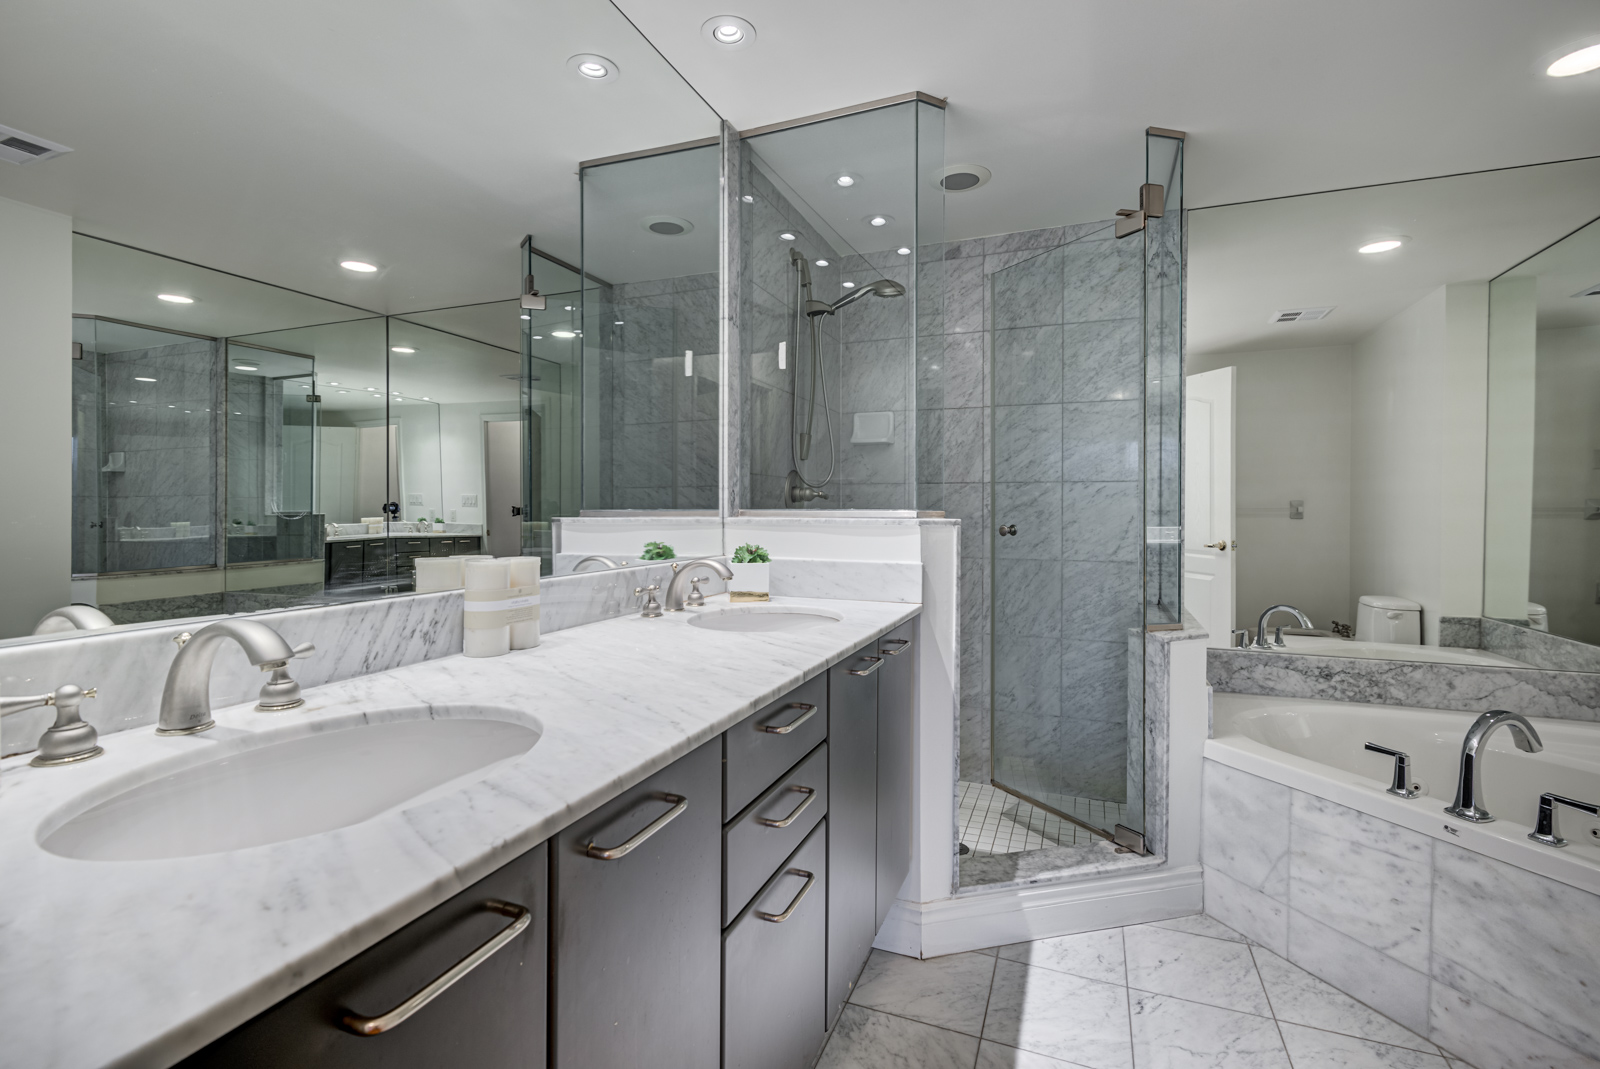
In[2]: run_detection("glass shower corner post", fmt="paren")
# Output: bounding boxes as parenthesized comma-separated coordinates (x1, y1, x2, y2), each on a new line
(913, 99, 947, 505)
(1143, 131, 1185, 631)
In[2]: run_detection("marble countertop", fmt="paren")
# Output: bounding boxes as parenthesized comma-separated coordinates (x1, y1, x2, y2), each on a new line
(0, 595, 919, 1069)
(324, 529, 482, 543)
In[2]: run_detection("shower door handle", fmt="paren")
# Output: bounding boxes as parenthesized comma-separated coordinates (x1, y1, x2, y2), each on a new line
(997, 525, 1016, 536)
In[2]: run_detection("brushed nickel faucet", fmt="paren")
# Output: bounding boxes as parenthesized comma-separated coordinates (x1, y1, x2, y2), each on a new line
(664, 558, 734, 612)
(574, 555, 629, 571)
(1444, 710, 1543, 823)
(157, 620, 314, 735)
(31, 605, 115, 635)
(1252, 604, 1312, 649)
(0, 683, 102, 766)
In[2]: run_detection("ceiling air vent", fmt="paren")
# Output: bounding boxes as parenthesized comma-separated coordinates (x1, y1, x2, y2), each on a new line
(1269, 306, 1334, 324)
(0, 124, 71, 164)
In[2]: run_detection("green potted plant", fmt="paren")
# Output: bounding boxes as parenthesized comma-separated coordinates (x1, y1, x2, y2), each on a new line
(640, 541, 676, 561)
(729, 543, 770, 602)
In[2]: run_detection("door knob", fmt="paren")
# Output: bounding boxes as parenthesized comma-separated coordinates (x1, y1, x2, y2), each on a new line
(1205, 541, 1228, 551)
(998, 525, 1016, 536)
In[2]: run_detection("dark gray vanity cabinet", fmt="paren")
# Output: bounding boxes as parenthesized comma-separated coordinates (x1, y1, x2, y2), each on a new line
(175, 842, 548, 1069)
(875, 622, 915, 929)
(723, 823, 829, 1069)
(827, 646, 881, 1026)
(550, 737, 722, 1069)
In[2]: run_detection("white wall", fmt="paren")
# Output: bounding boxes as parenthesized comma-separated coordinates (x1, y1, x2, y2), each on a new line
(1529, 324, 1600, 643)
(1350, 283, 1488, 644)
(439, 401, 519, 527)
(0, 195, 72, 638)
(1188, 346, 1354, 633)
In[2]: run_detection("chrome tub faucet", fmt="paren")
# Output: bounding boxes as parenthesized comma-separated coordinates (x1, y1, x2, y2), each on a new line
(157, 619, 314, 735)
(1252, 604, 1311, 649)
(1445, 710, 1543, 823)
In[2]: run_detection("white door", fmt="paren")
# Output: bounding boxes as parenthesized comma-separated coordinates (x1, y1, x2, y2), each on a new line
(1184, 367, 1236, 648)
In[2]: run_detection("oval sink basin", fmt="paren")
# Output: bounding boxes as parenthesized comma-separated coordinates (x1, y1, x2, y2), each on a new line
(40, 712, 539, 861)
(688, 605, 843, 633)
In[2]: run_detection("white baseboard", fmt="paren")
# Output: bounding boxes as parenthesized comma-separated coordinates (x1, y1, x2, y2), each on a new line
(874, 864, 1205, 959)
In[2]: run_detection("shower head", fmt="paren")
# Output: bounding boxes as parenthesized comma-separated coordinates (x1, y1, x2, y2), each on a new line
(807, 278, 907, 316)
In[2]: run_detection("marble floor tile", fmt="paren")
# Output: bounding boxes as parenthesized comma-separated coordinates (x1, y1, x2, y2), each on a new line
(983, 958, 1133, 1069)
(1277, 1022, 1448, 1068)
(848, 948, 997, 1035)
(1142, 913, 1250, 943)
(996, 926, 1126, 985)
(817, 1004, 982, 1069)
(1253, 947, 1437, 1053)
(1128, 991, 1291, 1069)
(1123, 924, 1272, 1017)
(976, 1040, 1091, 1068)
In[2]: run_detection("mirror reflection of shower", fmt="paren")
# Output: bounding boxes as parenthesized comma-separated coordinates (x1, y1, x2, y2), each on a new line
(785, 247, 906, 505)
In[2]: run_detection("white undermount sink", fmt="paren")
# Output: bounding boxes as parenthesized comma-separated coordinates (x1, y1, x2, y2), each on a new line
(39, 710, 540, 861)
(687, 605, 844, 632)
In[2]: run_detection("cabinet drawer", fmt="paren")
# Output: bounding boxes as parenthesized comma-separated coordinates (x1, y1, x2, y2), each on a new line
(723, 823, 827, 1069)
(723, 673, 827, 821)
(724, 742, 827, 927)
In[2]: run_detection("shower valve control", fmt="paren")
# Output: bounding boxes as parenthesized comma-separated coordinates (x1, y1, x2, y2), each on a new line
(997, 525, 1016, 536)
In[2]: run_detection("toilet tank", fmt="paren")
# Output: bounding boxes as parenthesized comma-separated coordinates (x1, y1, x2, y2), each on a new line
(1355, 595, 1422, 644)
(1527, 602, 1549, 632)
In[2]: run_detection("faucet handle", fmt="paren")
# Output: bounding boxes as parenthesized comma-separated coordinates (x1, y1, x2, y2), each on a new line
(291, 642, 315, 658)
(1230, 629, 1249, 649)
(1529, 792, 1600, 847)
(1364, 742, 1423, 798)
(635, 585, 663, 619)
(1, 683, 105, 767)
(686, 576, 707, 608)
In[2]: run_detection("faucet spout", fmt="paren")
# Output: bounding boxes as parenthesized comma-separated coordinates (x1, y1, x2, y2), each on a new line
(1445, 710, 1543, 823)
(157, 620, 298, 735)
(1252, 604, 1312, 649)
(664, 558, 734, 612)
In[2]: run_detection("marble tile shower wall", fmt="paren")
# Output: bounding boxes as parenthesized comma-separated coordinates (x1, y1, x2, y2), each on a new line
(599, 273, 719, 509)
(1202, 759, 1600, 1069)
(74, 340, 223, 574)
(920, 222, 1143, 792)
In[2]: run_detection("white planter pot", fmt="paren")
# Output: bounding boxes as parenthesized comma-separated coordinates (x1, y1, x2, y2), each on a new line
(728, 561, 770, 602)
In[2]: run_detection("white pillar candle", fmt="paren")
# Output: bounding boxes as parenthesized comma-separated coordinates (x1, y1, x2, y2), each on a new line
(462, 559, 511, 658)
(414, 557, 463, 594)
(500, 556, 542, 650)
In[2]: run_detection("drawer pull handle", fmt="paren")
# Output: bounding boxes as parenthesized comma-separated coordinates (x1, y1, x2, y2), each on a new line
(879, 638, 910, 656)
(586, 793, 688, 860)
(848, 655, 883, 677)
(341, 900, 530, 1036)
(760, 702, 817, 735)
(757, 785, 817, 828)
(756, 868, 817, 923)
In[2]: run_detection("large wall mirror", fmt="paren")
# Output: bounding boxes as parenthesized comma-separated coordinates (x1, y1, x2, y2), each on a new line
(0, 0, 722, 641)
(1186, 155, 1600, 669)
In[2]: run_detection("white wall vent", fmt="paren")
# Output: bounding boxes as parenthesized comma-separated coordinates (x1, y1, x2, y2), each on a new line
(0, 123, 72, 164)
(1269, 306, 1334, 324)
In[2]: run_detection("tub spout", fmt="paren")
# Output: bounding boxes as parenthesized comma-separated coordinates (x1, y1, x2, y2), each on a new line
(1445, 710, 1543, 824)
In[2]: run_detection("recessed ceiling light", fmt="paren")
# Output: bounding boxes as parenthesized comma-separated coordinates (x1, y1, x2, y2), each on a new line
(1358, 239, 1403, 254)
(157, 294, 193, 304)
(521, 314, 531, 320)
(614, 320, 626, 325)
(533, 335, 543, 340)
(868, 215, 891, 227)
(940, 164, 992, 192)
(327, 381, 339, 385)
(233, 364, 259, 371)
(134, 376, 157, 382)
(167, 404, 175, 408)
(815, 259, 830, 267)
(564, 305, 574, 311)
(842, 281, 856, 289)
(551, 330, 577, 338)
(391, 346, 415, 353)
(422, 397, 430, 400)
(897, 247, 911, 255)
(779, 231, 797, 241)
(569, 54, 617, 81)
(338, 390, 350, 394)
(741, 195, 754, 203)
(127, 400, 136, 404)
(835, 175, 857, 188)
(1548, 42, 1600, 77)
(643, 216, 693, 236)
(701, 15, 756, 49)
(340, 260, 379, 273)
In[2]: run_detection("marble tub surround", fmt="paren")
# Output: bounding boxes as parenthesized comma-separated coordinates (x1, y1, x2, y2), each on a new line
(1202, 753, 1600, 1067)
(0, 595, 920, 1068)
(1209, 645, 1600, 723)
(1475, 616, 1600, 673)
(817, 916, 1462, 1069)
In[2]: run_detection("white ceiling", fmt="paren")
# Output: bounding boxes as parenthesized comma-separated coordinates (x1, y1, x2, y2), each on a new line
(614, 0, 1600, 239)
(1500, 215, 1600, 332)
(1188, 157, 1600, 355)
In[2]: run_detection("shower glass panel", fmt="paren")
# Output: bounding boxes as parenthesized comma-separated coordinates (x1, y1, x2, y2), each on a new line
(988, 222, 1148, 851)
(738, 98, 943, 510)
(1144, 130, 1185, 630)
(580, 142, 722, 511)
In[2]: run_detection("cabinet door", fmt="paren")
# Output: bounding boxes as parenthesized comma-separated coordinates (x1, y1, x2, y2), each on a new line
(363, 539, 391, 580)
(826, 646, 880, 1027)
(176, 842, 547, 1069)
(551, 738, 721, 1069)
(723, 823, 828, 1069)
(330, 540, 364, 586)
(875, 622, 915, 929)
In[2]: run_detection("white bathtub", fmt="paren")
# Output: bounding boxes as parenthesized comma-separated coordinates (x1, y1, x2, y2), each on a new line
(1209, 693, 1600, 895)
(1277, 634, 1531, 667)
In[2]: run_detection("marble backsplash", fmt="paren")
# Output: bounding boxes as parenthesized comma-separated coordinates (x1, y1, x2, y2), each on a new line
(1208, 646, 1600, 722)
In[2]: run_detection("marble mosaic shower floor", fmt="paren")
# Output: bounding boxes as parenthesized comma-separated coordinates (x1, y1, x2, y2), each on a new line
(817, 914, 1479, 1069)
(958, 781, 1123, 855)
